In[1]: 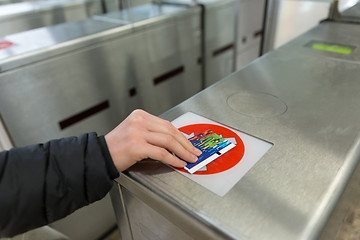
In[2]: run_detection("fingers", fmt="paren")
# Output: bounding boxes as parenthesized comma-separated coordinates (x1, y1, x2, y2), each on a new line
(145, 132, 198, 163)
(144, 144, 188, 168)
(143, 116, 201, 156)
(108, 109, 203, 171)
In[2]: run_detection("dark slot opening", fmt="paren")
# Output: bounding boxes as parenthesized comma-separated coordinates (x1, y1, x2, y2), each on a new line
(129, 88, 137, 97)
(242, 36, 247, 44)
(153, 66, 184, 85)
(212, 43, 234, 57)
(254, 30, 263, 38)
(59, 100, 110, 130)
(197, 57, 202, 65)
(216, 152, 222, 155)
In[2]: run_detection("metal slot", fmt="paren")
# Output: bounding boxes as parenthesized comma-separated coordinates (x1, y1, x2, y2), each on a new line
(212, 43, 234, 57)
(153, 66, 185, 85)
(59, 100, 110, 130)
(129, 87, 137, 97)
(253, 30, 263, 38)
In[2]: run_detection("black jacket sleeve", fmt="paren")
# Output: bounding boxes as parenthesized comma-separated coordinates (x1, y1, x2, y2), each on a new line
(0, 132, 119, 238)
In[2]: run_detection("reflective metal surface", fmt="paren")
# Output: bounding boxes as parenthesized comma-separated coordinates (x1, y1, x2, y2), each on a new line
(158, 0, 237, 87)
(262, 0, 331, 52)
(279, 21, 360, 62)
(0, 19, 128, 72)
(0, 3, 201, 239)
(93, 3, 203, 115)
(235, 0, 265, 70)
(113, 21, 360, 239)
(93, 3, 190, 27)
(0, 0, 108, 37)
(0, 114, 13, 151)
(202, 0, 235, 87)
(341, 1, 360, 20)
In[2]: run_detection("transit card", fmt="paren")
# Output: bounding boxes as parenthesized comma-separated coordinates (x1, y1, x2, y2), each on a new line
(185, 129, 236, 174)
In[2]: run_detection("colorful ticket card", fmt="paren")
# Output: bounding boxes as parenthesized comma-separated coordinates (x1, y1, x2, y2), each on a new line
(185, 129, 236, 174)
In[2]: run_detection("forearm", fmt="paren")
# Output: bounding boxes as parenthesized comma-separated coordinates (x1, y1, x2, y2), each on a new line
(0, 133, 118, 238)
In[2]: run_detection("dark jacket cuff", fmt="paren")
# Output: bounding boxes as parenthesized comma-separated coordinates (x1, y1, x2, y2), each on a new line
(98, 136, 119, 179)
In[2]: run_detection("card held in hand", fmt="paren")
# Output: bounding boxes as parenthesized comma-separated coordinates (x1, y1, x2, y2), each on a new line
(185, 129, 236, 174)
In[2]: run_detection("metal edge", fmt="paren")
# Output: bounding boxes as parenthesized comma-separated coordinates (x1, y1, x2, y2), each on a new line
(109, 183, 134, 240)
(0, 22, 132, 73)
(116, 172, 239, 239)
(0, 112, 14, 150)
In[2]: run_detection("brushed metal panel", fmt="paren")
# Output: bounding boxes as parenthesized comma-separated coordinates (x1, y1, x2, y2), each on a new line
(0, 19, 127, 72)
(115, 171, 233, 239)
(136, 16, 202, 115)
(236, 0, 265, 54)
(0, 0, 105, 37)
(0, 31, 146, 146)
(115, 31, 360, 239)
(202, 0, 236, 87)
(95, 3, 202, 115)
(110, 184, 133, 240)
(122, 187, 194, 240)
(279, 21, 360, 62)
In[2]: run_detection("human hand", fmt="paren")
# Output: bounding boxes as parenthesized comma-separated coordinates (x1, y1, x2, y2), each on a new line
(105, 109, 202, 172)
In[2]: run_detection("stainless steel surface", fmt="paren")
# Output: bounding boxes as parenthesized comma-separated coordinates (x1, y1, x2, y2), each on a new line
(341, 1, 360, 20)
(0, 2, 202, 143)
(110, 184, 133, 240)
(93, 3, 203, 115)
(262, 0, 331, 53)
(114, 170, 231, 239)
(262, 0, 279, 53)
(161, 0, 237, 87)
(319, 137, 360, 239)
(0, 23, 138, 147)
(279, 21, 360, 62)
(0, 2, 201, 239)
(0, 16, 132, 240)
(0, 19, 128, 72)
(113, 21, 360, 239)
(93, 3, 190, 27)
(0, 226, 70, 240)
(201, 0, 236, 87)
(0, 114, 13, 151)
(120, 0, 152, 9)
(0, 0, 106, 37)
(235, 0, 265, 70)
(145, 0, 237, 87)
(0, 0, 30, 6)
(165, 0, 265, 79)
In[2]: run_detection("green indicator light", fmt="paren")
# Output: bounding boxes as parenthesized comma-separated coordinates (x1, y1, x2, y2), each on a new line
(312, 43, 352, 55)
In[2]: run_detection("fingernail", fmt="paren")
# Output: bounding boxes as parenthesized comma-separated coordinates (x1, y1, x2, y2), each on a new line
(194, 147, 202, 156)
(191, 154, 198, 163)
(181, 161, 187, 168)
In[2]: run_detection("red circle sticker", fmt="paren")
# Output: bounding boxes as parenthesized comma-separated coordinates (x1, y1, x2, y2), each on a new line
(177, 124, 245, 175)
(0, 41, 14, 50)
